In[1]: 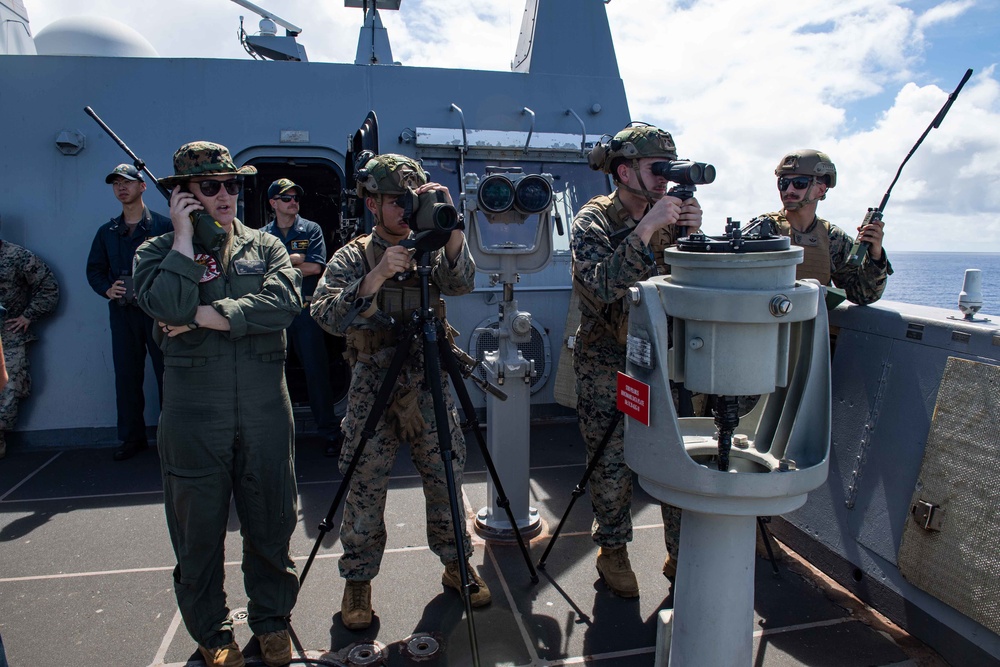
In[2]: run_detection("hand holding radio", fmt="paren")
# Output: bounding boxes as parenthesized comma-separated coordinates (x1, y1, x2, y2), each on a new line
(169, 185, 201, 237)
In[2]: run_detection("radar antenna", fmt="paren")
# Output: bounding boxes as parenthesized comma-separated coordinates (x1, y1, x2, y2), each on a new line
(345, 0, 402, 65)
(231, 0, 308, 61)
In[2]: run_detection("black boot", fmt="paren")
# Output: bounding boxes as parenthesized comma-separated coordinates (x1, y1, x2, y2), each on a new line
(113, 440, 148, 461)
(324, 430, 344, 458)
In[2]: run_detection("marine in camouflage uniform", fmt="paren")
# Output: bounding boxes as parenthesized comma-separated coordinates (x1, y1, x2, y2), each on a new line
(572, 124, 703, 596)
(310, 152, 485, 630)
(133, 142, 301, 667)
(749, 149, 892, 305)
(0, 241, 59, 459)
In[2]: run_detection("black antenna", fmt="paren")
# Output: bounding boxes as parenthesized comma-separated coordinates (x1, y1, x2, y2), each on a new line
(848, 68, 973, 266)
(84, 106, 171, 201)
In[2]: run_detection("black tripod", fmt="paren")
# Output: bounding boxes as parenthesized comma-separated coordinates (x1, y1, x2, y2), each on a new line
(537, 382, 690, 569)
(299, 232, 537, 666)
(537, 411, 622, 570)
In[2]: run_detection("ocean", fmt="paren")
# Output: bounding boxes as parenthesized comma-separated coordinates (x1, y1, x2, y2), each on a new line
(878, 251, 1000, 315)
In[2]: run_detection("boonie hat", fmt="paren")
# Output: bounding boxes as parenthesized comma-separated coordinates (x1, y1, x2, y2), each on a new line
(105, 164, 144, 184)
(157, 141, 257, 189)
(268, 178, 304, 199)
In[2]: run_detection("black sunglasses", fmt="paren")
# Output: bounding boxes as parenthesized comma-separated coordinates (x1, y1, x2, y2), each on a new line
(196, 179, 242, 197)
(777, 176, 812, 191)
(276, 194, 301, 203)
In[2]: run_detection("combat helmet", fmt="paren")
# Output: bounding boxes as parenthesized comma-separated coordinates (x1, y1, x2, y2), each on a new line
(355, 152, 428, 198)
(588, 123, 678, 175)
(775, 149, 837, 188)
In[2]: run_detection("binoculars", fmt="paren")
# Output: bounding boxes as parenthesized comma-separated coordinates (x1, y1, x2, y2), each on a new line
(650, 160, 716, 186)
(400, 189, 460, 233)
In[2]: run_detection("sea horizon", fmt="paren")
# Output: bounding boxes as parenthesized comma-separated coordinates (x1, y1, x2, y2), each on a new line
(888, 250, 1000, 254)
(879, 250, 999, 312)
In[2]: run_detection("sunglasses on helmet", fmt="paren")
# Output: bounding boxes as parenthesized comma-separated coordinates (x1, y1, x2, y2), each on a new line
(195, 179, 242, 197)
(777, 176, 812, 191)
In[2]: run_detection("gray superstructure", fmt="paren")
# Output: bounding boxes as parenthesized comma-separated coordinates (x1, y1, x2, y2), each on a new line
(0, 0, 620, 446)
(1, 2, 998, 665)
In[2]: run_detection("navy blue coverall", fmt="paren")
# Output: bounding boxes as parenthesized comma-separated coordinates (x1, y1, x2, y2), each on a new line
(86, 206, 171, 446)
(262, 215, 339, 440)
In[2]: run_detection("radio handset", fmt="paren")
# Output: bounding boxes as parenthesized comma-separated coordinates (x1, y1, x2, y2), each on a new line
(179, 184, 228, 252)
(190, 211, 228, 252)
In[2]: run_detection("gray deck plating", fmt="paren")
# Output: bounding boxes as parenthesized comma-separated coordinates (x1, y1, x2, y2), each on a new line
(0, 423, 930, 666)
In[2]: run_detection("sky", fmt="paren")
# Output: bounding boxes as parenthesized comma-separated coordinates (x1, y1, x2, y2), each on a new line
(24, 0, 1000, 252)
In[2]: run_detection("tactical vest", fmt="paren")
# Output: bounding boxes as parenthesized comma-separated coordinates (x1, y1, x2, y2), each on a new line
(574, 193, 674, 346)
(344, 233, 445, 363)
(765, 212, 832, 286)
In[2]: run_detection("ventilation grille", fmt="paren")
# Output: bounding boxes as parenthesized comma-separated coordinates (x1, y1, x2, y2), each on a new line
(468, 317, 551, 395)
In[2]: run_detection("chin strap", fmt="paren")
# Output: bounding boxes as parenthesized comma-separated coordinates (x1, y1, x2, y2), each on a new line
(782, 177, 826, 210)
(617, 157, 663, 210)
(371, 193, 385, 228)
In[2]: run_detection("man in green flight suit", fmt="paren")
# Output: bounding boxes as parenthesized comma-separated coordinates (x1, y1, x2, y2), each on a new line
(133, 141, 302, 667)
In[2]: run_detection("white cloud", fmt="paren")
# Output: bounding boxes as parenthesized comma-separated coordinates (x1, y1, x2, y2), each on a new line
(916, 0, 976, 30)
(602, 0, 999, 251)
(23, 0, 1000, 251)
(378, 0, 518, 69)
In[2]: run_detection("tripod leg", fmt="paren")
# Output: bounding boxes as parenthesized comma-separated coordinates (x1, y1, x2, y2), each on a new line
(537, 411, 623, 570)
(437, 327, 539, 584)
(422, 318, 481, 666)
(757, 516, 780, 576)
(298, 331, 414, 586)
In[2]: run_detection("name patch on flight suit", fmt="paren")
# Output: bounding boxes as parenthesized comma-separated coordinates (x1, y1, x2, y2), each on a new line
(233, 258, 266, 275)
(290, 240, 310, 251)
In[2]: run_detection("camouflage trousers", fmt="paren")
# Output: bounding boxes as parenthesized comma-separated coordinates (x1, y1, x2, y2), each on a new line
(574, 335, 680, 557)
(0, 343, 30, 431)
(337, 348, 472, 581)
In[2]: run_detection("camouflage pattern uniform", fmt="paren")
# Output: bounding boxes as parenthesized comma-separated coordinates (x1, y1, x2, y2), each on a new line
(0, 241, 60, 435)
(311, 229, 476, 581)
(571, 190, 682, 558)
(750, 211, 892, 305)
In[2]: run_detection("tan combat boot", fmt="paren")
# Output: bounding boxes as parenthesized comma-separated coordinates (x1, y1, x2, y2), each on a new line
(257, 629, 292, 667)
(341, 580, 373, 630)
(442, 561, 492, 607)
(662, 552, 678, 579)
(596, 545, 640, 597)
(197, 641, 245, 667)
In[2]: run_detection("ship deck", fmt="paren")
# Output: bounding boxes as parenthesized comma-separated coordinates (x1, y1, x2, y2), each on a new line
(0, 420, 945, 666)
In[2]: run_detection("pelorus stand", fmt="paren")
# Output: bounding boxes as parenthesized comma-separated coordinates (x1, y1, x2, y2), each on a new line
(298, 230, 537, 667)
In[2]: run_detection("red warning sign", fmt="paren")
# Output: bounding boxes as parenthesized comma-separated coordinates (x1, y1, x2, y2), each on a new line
(617, 372, 650, 426)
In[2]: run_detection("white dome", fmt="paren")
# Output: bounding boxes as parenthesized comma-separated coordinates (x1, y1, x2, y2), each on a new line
(34, 16, 158, 58)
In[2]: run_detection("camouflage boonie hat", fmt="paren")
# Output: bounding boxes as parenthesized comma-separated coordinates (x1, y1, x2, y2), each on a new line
(158, 141, 257, 189)
(775, 149, 837, 188)
(355, 153, 427, 197)
(105, 163, 144, 183)
(589, 123, 678, 173)
(267, 178, 304, 199)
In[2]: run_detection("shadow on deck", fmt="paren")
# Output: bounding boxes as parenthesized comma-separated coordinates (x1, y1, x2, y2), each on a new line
(0, 422, 943, 666)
